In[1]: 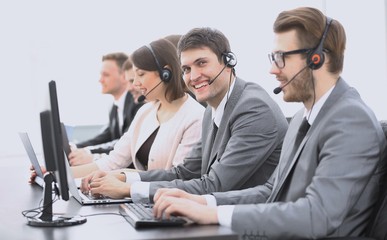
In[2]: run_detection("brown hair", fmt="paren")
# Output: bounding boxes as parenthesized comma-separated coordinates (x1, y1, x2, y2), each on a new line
(274, 7, 346, 74)
(122, 58, 133, 71)
(102, 52, 129, 72)
(131, 38, 187, 102)
(164, 34, 182, 48)
(177, 27, 231, 65)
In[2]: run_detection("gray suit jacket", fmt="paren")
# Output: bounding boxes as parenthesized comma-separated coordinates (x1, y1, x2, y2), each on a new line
(213, 78, 387, 239)
(139, 78, 288, 199)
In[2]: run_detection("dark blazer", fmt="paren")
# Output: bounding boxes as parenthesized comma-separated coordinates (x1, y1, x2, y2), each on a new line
(77, 92, 143, 154)
(213, 78, 387, 239)
(138, 78, 288, 199)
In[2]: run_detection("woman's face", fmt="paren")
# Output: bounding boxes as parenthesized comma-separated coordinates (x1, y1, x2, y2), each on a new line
(132, 64, 164, 101)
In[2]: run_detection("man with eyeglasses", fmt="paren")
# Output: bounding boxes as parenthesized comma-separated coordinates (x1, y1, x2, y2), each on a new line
(152, 7, 386, 239)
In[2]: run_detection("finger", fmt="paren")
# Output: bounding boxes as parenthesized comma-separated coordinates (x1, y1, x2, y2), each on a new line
(29, 176, 36, 183)
(68, 152, 75, 159)
(154, 188, 168, 202)
(154, 196, 174, 219)
(90, 182, 105, 196)
(80, 176, 91, 192)
(89, 187, 100, 196)
(89, 179, 102, 189)
(91, 176, 103, 183)
(69, 159, 75, 166)
(160, 197, 181, 219)
(153, 197, 165, 219)
(154, 188, 179, 202)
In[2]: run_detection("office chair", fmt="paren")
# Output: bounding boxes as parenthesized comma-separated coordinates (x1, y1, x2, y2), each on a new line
(319, 120, 387, 240)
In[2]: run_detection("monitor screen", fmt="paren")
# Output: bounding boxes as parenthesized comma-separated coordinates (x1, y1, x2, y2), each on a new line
(40, 80, 69, 201)
(29, 80, 85, 227)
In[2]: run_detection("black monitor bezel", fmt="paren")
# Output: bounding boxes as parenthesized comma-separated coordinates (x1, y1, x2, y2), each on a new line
(40, 80, 70, 201)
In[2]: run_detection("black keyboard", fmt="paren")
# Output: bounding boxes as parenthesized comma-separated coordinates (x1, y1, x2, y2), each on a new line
(119, 203, 186, 228)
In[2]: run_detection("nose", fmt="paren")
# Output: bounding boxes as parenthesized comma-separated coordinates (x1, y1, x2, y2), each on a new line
(189, 67, 201, 82)
(133, 77, 141, 87)
(269, 62, 280, 75)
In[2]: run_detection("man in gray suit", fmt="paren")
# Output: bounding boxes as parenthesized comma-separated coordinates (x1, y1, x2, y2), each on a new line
(80, 28, 288, 201)
(152, 7, 387, 239)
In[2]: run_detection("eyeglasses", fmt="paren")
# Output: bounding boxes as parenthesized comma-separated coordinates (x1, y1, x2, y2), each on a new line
(268, 49, 311, 69)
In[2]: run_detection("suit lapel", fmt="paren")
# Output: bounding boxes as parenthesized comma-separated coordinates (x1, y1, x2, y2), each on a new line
(201, 108, 214, 173)
(269, 77, 350, 201)
(269, 113, 304, 201)
(122, 91, 134, 133)
(312, 77, 348, 127)
(204, 78, 247, 174)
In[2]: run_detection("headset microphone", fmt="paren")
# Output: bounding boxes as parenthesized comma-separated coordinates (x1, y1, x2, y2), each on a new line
(137, 80, 163, 102)
(208, 52, 237, 85)
(137, 95, 146, 103)
(208, 65, 228, 85)
(273, 64, 310, 94)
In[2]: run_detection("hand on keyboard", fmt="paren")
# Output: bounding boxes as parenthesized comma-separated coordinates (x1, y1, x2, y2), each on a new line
(119, 203, 186, 228)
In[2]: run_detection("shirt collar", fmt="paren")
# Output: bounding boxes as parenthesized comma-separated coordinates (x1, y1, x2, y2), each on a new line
(114, 91, 127, 110)
(304, 85, 335, 125)
(212, 77, 236, 127)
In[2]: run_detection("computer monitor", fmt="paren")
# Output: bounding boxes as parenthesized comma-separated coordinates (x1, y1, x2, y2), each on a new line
(27, 80, 86, 227)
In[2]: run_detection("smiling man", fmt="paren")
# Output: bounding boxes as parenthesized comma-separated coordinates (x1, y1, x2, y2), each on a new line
(152, 8, 387, 239)
(81, 28, 288, 202)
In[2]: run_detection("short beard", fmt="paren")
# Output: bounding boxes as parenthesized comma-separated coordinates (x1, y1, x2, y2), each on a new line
(285, 68, 313, 103)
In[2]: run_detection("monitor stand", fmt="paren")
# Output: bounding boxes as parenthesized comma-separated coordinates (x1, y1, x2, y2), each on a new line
(27, 172, 87, 227)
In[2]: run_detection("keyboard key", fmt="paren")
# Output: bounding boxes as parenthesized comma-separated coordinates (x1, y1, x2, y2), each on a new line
(119, 203, 186, 228)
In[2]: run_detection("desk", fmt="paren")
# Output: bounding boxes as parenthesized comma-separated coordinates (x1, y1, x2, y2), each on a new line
(0, 155, 238, 240)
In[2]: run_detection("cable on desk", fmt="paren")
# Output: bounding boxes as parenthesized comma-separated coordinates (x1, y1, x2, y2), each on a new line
(21, 186, 60, 219)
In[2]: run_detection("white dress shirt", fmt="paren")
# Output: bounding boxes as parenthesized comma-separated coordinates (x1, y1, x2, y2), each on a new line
(208, 85, 335, 227)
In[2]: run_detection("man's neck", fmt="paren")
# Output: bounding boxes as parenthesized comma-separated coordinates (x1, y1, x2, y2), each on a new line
(113, 88, 127, 101)
(304, 73, 339, 110)
(208, 76, 236, 109)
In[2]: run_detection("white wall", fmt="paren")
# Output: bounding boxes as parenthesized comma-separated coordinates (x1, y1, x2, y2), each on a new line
(1, 0, 385, 157)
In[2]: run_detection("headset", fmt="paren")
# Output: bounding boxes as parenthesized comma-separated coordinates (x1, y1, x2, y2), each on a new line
(145, 44, 172, 82)
(307, 17, 333, 70)
(222, 52, 237, 68)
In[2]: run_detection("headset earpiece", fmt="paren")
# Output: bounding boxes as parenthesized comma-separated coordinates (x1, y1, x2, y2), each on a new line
(222, 52, 237, 68)
(145, 44, 172, 82)
(307, 52, 324, 69)
(307, 17, 333, 70)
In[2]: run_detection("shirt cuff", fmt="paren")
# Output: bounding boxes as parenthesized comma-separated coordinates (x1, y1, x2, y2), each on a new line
(217, 205, 235, 228)
(131, 181, 151, 203)
(83, 147, 92, 154)
(203, 194, 217, 207)
(124, 172, 141, 183)
(92, 153, 101, 161)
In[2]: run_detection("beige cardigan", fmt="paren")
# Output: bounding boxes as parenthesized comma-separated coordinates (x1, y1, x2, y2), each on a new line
(96, 95, 204, 171)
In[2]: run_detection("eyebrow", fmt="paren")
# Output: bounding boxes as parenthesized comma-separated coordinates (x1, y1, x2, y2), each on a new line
(181, 57, 207, 69)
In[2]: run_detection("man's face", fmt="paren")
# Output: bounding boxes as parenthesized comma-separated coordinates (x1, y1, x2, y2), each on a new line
(124, 68, 141, 98)
(99, 60, 127, 97)
(180, 47, 232, 108)
(269, 30, 313, 103)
